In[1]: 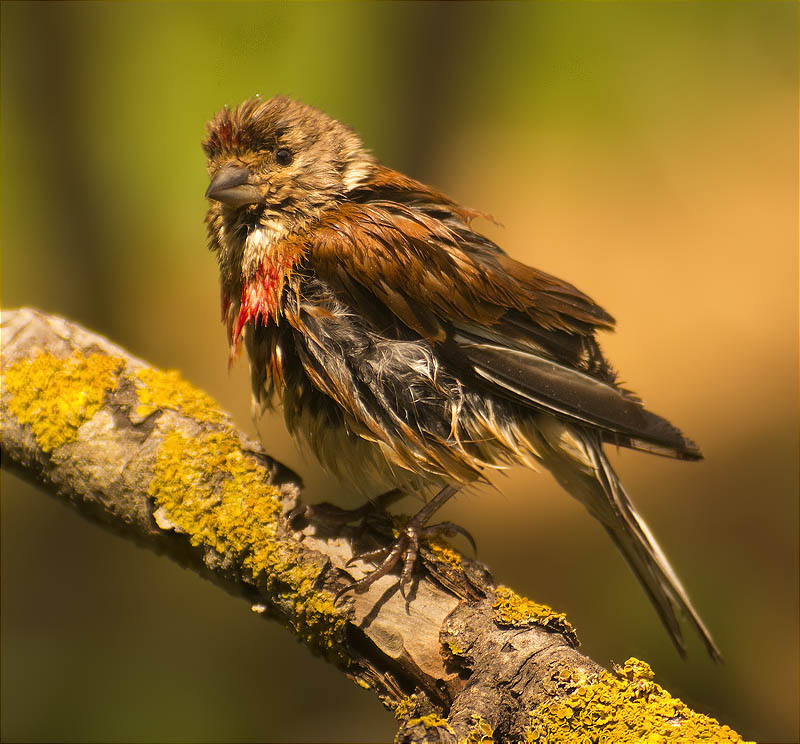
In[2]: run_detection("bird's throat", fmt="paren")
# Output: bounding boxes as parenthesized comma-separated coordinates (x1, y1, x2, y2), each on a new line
(222, 226, 304, 358)
(235, 261, 284, 338)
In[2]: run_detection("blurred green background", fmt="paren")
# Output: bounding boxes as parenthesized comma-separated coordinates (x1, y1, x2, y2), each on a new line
(1, 2, 797, 742)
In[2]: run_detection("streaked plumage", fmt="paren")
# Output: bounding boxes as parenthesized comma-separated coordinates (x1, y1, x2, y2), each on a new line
(202, 95, 720, 659)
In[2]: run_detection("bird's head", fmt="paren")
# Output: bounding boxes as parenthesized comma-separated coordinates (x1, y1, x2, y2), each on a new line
(203, 96, 374, 275)
(203, 96, 374, 347)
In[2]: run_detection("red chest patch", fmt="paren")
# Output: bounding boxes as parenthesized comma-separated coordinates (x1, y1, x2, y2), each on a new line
(231, 261, 284, 345)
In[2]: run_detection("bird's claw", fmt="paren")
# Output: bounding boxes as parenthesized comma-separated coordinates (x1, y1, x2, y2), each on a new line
(335, 515, 477, 603)
(335, 525, 422, 603)
(344, 544, 387, 568)
(286, 503, 311, 530)
(333, 486, 473, 604)
(421, 521, 477, 556)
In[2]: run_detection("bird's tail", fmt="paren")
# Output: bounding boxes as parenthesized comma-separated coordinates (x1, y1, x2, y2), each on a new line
(534, 416, 722, 661)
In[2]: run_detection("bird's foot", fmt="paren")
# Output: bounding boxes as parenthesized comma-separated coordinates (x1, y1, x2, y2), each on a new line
(335, 516, 476, 603)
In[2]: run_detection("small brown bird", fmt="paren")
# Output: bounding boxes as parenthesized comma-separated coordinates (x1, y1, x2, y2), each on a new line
(202, 95, 720, 659)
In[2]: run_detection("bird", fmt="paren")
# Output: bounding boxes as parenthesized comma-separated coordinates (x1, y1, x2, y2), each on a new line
(202, 94, 721, 660)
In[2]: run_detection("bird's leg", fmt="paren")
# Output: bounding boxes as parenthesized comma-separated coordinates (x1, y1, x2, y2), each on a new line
(288, 488, 403, 531)
(345, 519, 476, 567)
(336, 484, 462, 601)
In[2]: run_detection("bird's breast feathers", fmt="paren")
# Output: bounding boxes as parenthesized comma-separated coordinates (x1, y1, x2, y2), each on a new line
(222, 224, 304, 355)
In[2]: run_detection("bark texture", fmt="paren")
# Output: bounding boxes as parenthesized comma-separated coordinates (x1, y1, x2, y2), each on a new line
(0, 308, 748, 743)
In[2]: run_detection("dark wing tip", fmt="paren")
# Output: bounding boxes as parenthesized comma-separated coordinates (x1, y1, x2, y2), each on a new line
(680, 437, 703, 461)
(464, 341, 704, 461)
(624, 410, 704, 461)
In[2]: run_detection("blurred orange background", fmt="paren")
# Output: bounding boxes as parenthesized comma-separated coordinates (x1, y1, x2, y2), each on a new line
(2, 2, 797, 742)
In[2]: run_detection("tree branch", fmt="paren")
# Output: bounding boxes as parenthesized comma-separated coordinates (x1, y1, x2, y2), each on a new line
(0, 307, 748, 743)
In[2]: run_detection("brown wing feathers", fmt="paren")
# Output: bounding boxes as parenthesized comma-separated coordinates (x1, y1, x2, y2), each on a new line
(304, 168, 699, 460)
(311, 201, 611, 338)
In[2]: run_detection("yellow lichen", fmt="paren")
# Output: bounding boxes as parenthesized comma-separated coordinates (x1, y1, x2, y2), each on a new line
(463, 714, 495, 742)
(3, 350, 348, 663)
(394, 693, 420, 721)
(524, 658, 751, 743)
(135, 367, 228, 424)
(446, 640, 466, 658)
(405, 714, 455, 735)
(492, 586, 578, 646)
(149, 429, 348, 664)
(2, 352, 123, 452)
(426, 537, 464, 569)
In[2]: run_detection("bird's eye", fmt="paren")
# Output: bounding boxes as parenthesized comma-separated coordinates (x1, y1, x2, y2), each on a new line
(275, 148, 293, 166)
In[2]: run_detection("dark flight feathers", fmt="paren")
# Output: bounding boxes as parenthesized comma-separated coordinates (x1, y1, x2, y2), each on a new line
(307, 168, 701, 461)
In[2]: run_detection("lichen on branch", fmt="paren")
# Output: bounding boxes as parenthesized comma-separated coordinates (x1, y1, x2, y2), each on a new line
(525, 658, 750, 743)
(4, 351, 123, 452)
(149, 428, 348, 664)
(1, 308, 749, 744)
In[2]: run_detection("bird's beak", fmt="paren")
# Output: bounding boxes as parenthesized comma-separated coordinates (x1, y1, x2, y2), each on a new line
(205, 163, 262, 208)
